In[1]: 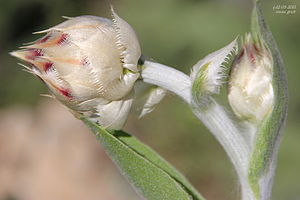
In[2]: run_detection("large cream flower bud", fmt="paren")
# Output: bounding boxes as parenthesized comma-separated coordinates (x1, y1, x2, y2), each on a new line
(11, 9, 141, 130)
(228, 34, 274, 124)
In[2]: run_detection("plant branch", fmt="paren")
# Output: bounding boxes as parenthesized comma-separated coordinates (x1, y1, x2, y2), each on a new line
(141, 59, 255, 199)
(141, 60, 192, 104)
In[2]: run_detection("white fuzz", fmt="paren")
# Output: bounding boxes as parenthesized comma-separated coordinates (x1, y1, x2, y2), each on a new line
(141, 61, 192, 103)
(190, 38, 238, 94)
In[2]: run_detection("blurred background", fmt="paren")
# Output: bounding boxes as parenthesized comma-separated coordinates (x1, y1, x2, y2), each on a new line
(0, 0, 299, 199)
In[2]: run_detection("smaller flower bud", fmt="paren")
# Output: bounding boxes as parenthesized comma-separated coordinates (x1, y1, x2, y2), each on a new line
(228, 34, 274, 124)
(10, 9, 141, 130)
(190, 39, 237, 106)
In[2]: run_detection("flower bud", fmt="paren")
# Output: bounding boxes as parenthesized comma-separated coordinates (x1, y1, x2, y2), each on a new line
(10, 10, 141, 130)
(228, 34, 274, 124)
(191, 39, 238, 94)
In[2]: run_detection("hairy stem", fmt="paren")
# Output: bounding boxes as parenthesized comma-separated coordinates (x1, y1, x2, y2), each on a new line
(141, 60, 191, 103)
(192, 100, 254, 200)
(141, 60, 255, 199)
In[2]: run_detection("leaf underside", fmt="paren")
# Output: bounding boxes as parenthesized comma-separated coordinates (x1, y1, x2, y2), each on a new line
(82, 118, 205, 200)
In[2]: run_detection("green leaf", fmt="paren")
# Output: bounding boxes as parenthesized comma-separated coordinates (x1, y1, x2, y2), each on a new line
(248, 0, 288, 198)
(82, 118, 205, 200)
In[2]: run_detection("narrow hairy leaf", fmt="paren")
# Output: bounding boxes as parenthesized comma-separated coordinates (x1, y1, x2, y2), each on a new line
(82, 118, 204, 200)
(109, 129, 205, 200)
(248, 0, 288, 198)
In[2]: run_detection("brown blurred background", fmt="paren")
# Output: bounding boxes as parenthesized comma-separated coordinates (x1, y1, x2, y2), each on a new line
(0, 0, 299, 199)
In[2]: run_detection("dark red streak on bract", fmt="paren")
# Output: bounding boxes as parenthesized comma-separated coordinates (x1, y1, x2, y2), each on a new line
(25, 49, 43, 60)
(38, 35, 51, 43)
(59, 88, 72, 99)
(57, 34, 69, 45)
(44, 62, 53, 71)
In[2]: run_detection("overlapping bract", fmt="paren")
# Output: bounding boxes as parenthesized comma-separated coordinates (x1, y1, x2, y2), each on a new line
(11, 11, 141, 130)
